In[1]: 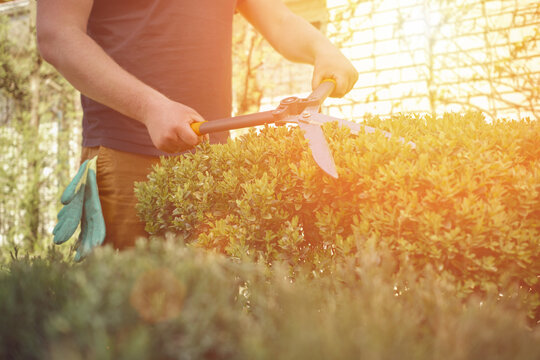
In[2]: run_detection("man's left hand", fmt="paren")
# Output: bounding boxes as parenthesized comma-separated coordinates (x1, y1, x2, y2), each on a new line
(312, 47, 359, 98)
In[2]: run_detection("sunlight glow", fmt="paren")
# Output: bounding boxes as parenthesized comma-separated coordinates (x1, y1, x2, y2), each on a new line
(322, 0, 539, 121)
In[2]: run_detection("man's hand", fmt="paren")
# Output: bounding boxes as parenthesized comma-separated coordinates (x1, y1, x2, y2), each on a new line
(143, 98, 205, 153)
(312, 46, 358, 98)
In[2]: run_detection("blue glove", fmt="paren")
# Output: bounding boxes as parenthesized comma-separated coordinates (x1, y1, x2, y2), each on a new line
(53, 156, 105, 261)
(53, 159, 91, 244)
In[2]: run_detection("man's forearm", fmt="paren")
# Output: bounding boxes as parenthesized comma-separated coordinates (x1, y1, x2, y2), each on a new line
(37, 0, 207, 153)
(37, 27, 202, 152)
(266, 11, 341, 65)
(238, 0, 342, 65)
(37, 28, 165, 126)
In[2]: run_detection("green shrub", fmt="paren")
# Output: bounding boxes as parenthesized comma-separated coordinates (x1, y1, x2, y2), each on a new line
(136, 113, 540, 318)
(0, 249, 72, 359)
(1, 240, 255, 360)
(1, 240, 539, 360)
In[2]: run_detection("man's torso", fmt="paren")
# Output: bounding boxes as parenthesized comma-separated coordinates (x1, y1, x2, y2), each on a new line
(82, 0, 239, 155)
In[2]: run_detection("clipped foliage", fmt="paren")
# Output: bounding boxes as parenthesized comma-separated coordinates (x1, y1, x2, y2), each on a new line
(136, 113, 540, 317)
(1, 240, 539, 360)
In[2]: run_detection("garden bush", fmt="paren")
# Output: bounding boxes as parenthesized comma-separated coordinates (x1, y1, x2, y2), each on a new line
(1, 240, 255, 360)
(1, 239, 539, 360)
(135, 113, 540, 318)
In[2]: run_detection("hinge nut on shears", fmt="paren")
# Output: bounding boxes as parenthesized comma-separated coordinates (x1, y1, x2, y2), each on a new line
(299, 111, 312, 124)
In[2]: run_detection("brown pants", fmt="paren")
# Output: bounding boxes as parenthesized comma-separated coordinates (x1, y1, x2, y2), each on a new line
(81, 146, 160, 250)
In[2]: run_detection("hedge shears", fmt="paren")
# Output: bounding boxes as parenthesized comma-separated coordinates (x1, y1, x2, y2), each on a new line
(191, 79, 415, 178)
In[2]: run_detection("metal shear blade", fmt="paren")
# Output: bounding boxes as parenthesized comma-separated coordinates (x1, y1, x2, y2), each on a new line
(309, 113, 416, 149)
(298, 121, 338, 178)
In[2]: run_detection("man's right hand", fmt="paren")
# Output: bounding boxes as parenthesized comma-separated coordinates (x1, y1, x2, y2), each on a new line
(143, 97, 206, 153)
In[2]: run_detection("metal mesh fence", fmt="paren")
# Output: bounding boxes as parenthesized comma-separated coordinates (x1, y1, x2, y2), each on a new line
(254, 0, 539, 122)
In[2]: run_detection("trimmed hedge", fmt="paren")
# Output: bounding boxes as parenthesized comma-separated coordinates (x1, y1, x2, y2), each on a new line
(1, 240, 539, 360)
(136, 113, 540, 317)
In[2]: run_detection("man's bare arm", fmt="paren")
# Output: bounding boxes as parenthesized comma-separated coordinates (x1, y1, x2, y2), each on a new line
(36, 0, 202, 153)
(238, 0, 358, 98)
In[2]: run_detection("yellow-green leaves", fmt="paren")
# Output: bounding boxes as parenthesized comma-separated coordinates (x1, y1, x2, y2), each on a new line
(136, 113, 540, 318)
